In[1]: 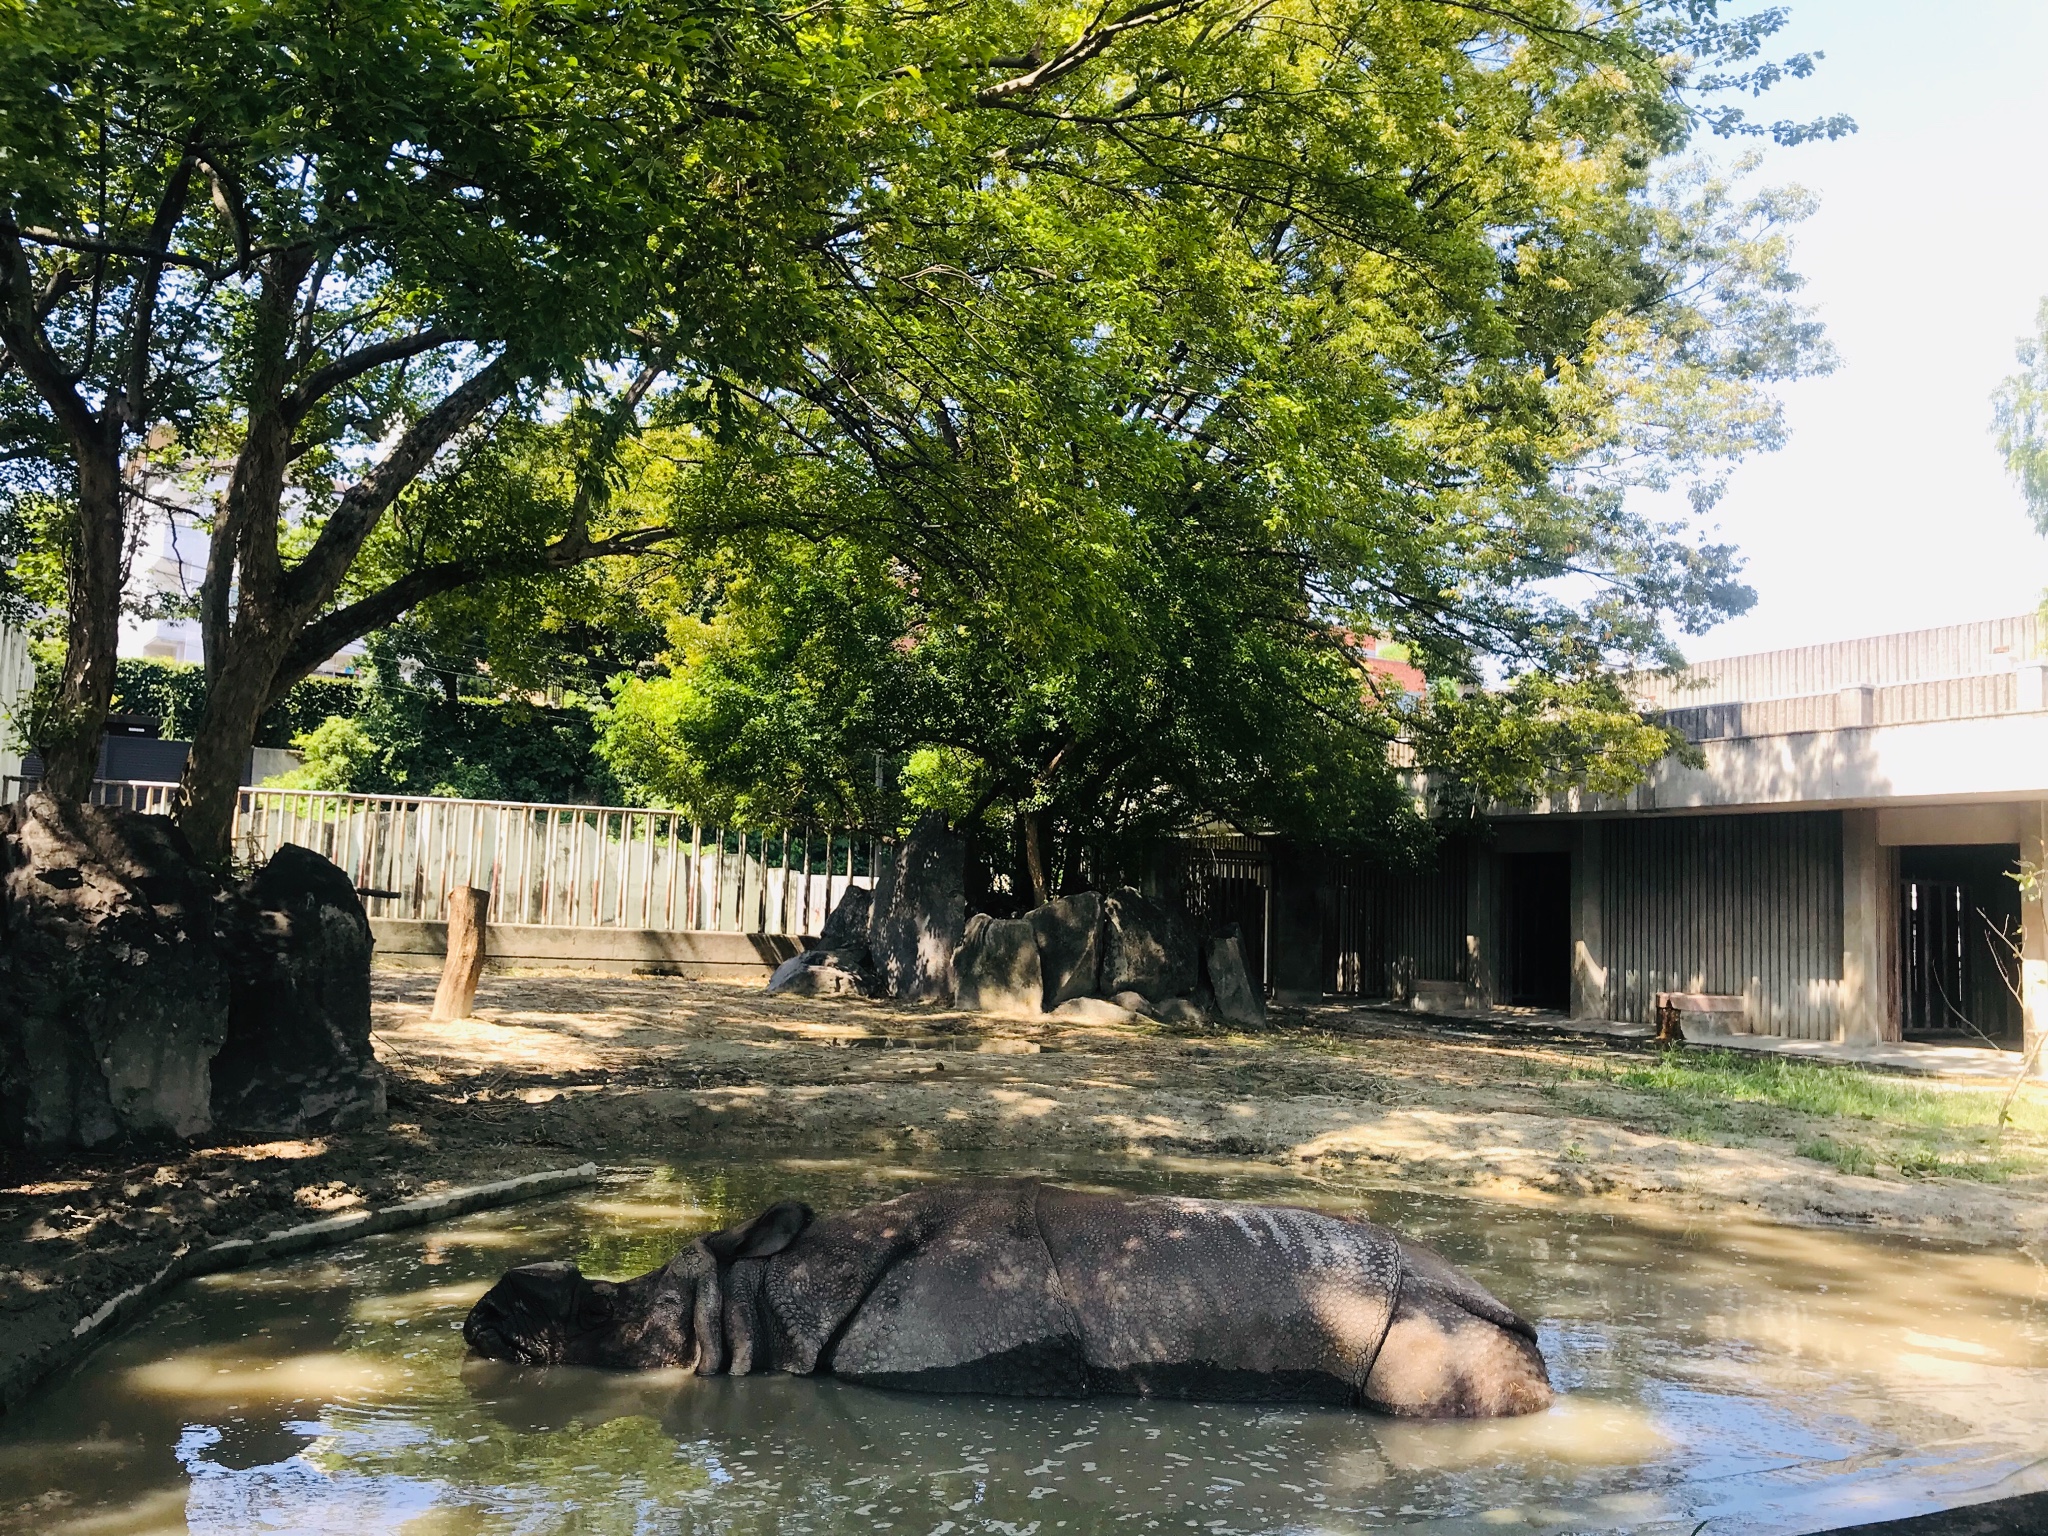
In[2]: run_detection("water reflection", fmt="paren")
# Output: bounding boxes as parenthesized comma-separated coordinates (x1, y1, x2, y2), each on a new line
(2, 1156, 2045, 1535)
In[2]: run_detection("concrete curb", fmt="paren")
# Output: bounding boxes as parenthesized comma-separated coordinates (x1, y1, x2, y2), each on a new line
(0, 1161, 599, 1417)
(1813, 1489, 2048, 1534)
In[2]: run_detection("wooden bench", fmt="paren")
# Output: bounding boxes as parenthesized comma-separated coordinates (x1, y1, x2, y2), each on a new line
(1653, 991, 1749, 1041)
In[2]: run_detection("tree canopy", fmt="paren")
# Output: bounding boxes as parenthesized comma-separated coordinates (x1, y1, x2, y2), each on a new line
(2, 0, 1847, 864)
(1995, 298, 2048, 531)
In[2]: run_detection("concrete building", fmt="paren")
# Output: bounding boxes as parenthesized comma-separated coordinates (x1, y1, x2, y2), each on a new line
(118, 499, 210, 664)
(0, 624, 32, 785)
(117, 488, 363, 676)
(1261, 613, 2048, 1068)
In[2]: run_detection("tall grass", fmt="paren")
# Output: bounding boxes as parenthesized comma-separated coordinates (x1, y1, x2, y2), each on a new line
(1579, 1049, 2048, 1138)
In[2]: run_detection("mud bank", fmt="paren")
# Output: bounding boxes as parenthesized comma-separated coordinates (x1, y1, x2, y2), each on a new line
(5, 969, 2046, 1417)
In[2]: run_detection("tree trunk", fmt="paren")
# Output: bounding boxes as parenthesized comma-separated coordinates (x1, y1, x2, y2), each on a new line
(177, 373, 296, 863)
(175, 638, 284, 863)
(170, 336, 511, 862)
(33, 439, 126, 801)
(1021, 809, 1052, 907)
(432, 886, 490, 1021)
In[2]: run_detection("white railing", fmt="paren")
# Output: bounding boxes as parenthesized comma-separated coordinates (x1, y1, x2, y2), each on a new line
(2, 778, 883, 937)
(2, 775, 183, 815)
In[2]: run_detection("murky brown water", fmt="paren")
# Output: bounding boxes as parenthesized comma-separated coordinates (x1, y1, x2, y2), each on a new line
(2, 1155, 2045, 1535)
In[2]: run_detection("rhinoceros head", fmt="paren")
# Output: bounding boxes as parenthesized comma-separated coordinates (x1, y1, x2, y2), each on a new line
(463, 1200, 814, 1371)
(461, 1257, 695, 1369)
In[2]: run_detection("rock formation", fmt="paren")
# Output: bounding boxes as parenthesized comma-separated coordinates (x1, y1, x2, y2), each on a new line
(953, 913, 1044, 1016)
(864, 814, 966, 1003)
(0, 799, 229, 1148)
(1029, 891, 1102, 1010)
(816, 884, 872, 953)
(0, 799, 386, 1150)
(1203, 929, 1267, 1029)
(757, 828, 1265, 1030)
(1101, 886, 1199, 1002)
(767, 948, 870, 998)
(212, 843, 386, 1134)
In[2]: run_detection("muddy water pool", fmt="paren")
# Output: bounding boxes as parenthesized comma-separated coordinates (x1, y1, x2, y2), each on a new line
(3, 1155, 2045, 1535)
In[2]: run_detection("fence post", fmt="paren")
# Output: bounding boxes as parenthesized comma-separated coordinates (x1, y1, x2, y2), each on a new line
(432, 886, 490, 1022)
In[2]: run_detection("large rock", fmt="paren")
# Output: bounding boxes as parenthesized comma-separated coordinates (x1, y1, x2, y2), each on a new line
(0, 799, 228, 1149)
(865, 814, 966, 1003)
(816, 884, 872, 954)
(1051, 996, 1145, 1026)
(768, 948, 869, 998)
(1101, 886, 1198, 1003)
(212, 844, 386, 1134)
(953, 914, 1044, 1017)
(1028, 892, 1101, 1010)
(1203, 931, 1267, 1029)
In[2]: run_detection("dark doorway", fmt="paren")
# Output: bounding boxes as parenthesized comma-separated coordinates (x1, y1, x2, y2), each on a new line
(1501, 852, 1572, 1009)
(1898, 844, 2022, 1045)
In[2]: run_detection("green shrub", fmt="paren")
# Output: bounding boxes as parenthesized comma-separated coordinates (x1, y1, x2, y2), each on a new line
(108, 656, 363, 747)
(278, 685, 622, 805)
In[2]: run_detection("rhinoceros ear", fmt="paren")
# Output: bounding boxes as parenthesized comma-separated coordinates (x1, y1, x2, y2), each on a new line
(701, 1200, 815, 1263)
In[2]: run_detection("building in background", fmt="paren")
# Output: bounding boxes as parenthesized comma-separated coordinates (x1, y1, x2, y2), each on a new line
(1248, 613, 2048, 1069)
(118, 487, 363, 677)
(118, 499, 210, 665)
(0, 624, 32, 785)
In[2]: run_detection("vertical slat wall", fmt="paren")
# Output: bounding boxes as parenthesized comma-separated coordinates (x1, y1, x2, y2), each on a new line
(1324, 840, 1470, 996)
(21, 784, 893, 938)
(1173, 835, 1274, 988)
(1634, 612, 2039, 709)
(1601, 812, 1843, 1038)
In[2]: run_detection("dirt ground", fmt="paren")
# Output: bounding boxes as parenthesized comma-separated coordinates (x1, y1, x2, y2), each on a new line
(6, 967, 2047, 1411)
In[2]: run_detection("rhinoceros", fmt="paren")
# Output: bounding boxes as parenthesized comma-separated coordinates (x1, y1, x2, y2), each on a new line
(463, 1179, 1552, 1418)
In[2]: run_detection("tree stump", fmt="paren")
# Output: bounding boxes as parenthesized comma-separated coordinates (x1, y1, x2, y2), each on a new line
(431, 886, 490, 1022)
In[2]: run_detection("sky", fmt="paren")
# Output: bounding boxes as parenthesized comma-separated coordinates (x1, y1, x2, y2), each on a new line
(1662, 0, 2048, 663)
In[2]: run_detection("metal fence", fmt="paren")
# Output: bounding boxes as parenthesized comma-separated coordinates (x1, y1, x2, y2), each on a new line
(1169, 833, 1274, 988)
(3, 778, 884, 938)
(2, 775, 183, 815)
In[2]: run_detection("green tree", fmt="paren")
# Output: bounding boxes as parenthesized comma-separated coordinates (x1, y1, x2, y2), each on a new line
(0, 0, 850, 852)
(1994, 297, 2048, 529)
(589, 143, 1836, 883)
(603, 520, 1434, 899)
(5, 0, 1845, 862)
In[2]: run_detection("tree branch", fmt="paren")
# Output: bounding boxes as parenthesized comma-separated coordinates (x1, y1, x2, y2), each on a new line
(118, 151, 199, 428)
(194, 151, 252, 271)
(271, 563, 483, 697)
(975, 0, 1204, 104)
(281, 329, 462, 424)
(14, 225, 224, 274)
(281, 354, 518, 621)
(0, 218, 100, 446)
(270, 523, 678, 698)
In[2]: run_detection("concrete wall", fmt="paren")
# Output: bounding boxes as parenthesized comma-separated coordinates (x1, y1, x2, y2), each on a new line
(0, 625, 30, 785)
(1588, 812, 1847, 1038)
(371, 919, 805, 981)
(1632, 612, 2040, 710)
(1489, 712, 2048, 820)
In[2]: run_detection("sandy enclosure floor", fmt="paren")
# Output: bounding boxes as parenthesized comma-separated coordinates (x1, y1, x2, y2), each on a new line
(359, 971, 2048, 1244)
(6, 968, 2047, 1412)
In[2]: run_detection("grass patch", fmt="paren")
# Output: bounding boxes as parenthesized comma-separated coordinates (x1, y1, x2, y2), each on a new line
(1794, 1135, 1875, 1177)
(1893, 1144, 2028, 1182)
(1584, 1050, 2047, 1136)
(1559, 1048, 2048, 1183)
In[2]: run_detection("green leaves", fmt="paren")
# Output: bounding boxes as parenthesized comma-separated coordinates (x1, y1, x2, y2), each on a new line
(5, 0, 1841, 846)
(1993, 298, 2048, 534)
